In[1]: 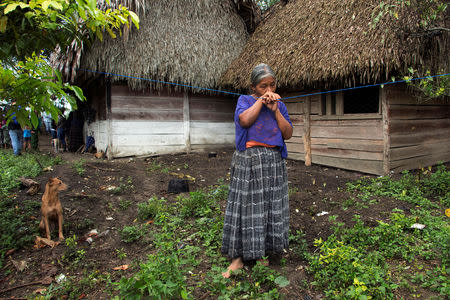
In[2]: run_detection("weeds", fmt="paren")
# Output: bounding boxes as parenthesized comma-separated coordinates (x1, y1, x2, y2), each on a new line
(0, 151, 61, 267)
(137, 197, 167, 221)
(109, 176, 134, 195)
(119, 224, 148, 243)
(72, 159, 85, 176)
(309, 164, 450, 299)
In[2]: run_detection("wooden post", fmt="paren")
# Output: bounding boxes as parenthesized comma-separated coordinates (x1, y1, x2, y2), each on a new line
(106, 80, 113, 160)
(303, 96, 312, 166)
(381, 87, 390, 175)
(326, 94, 333, 116)
(336, 92, 344, 115)
(183, 92, 191, 153)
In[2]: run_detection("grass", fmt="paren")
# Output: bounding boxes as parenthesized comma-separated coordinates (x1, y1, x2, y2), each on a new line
(0, 150, 61, 268)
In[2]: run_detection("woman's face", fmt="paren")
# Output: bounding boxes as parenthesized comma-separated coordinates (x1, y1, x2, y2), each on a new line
(252, 76, 276, 97)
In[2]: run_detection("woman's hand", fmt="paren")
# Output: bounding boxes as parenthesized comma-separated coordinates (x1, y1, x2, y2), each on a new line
(261, 91, 280, 112)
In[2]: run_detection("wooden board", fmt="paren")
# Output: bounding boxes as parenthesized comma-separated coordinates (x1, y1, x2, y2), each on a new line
(390, 118, 450, 133)
(112, 145, 187, 157)
(289, 114, 304, 125)
(310, 145, 383, 161)
(390, 105, 450, 120)
(288, 152, 304, 161)
(311, 155, 384, 175)
(311, 126, 383, 140)
(325, 139, 384, 152)
(390, 130, 450, 147)
(111, 110, 183, 121)
(390, 152, 450, 172)
(286, 142, 304, 155)
(311, 118, 382, 127)
(190, 122, 235, 145)
(390, 140, 450, 161)
(112, 96, 184, 110)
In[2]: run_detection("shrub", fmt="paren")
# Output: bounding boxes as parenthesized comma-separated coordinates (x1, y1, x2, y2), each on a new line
(137, 197, 166, 221)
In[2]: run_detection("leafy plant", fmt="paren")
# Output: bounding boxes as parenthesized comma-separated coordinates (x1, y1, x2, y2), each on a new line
(137, 197, 167, 221)
(115, 248, 191, 299)
(118, 198, 132, 210)
(62, 235, 86, 265)
(110, 176, 134, 195)
(119, 225, 147, 243)
(72, 158, 85, 176)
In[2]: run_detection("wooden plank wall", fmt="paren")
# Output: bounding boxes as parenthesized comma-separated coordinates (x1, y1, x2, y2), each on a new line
(189, 95, 236, 151)
(387, 85, 450, 172)
(99, 85, 235, 157)
(284, 93, 384, 175)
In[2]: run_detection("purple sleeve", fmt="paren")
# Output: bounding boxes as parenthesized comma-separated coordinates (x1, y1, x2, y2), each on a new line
(278, 101, 292, 128)
(234, 96, 252, 124)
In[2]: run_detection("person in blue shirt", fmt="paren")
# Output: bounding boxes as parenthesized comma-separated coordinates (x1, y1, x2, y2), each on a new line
(8, 115, 23, 155)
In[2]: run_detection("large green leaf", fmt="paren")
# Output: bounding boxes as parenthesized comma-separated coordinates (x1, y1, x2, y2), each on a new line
(4, 3, 20, 14)
(129, 11, 139, 29)
(69, 85, 85, 101)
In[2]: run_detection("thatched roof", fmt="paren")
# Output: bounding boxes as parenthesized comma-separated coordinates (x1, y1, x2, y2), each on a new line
(220, 0, 449, 90)
(52, 0, 260, 91)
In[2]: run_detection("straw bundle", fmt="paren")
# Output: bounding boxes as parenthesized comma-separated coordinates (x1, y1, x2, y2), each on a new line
(52, 0, 258, 91)
(220, 0, 449, 90)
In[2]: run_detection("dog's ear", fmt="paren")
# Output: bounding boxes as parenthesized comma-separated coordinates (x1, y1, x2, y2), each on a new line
(48, 177, 55, 185)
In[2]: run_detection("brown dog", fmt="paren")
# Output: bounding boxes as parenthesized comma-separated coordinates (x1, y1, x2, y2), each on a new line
(39, 177, 68, 241)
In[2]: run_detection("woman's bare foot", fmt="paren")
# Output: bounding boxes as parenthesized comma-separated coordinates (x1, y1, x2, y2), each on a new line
(222, 257, 244, 278)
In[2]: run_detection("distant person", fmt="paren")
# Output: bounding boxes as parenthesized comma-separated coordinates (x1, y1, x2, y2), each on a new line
(67, 111, 84, 152)
(0, 110, 6, 149)
(8, 115, 23, 155)
(42, 112, 52, 133)
(23, 125, 31, 151)
(221, 63, 293, 278)
(50, 119, 57, 140)
(57, 115, 67, 152)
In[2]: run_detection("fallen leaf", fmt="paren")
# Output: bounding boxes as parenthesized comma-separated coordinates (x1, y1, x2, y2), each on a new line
(10, 257, 28, 272)
(113, 264, 129, 270)
(41, 276, 53, 285)
(33, 287, 47, 294)
(145, 220, 154, 225)
(34, 236, 60, 248)
(43, 166, 53, 172)
(78, 293, 86, 299)
(5, 249, 15, 256)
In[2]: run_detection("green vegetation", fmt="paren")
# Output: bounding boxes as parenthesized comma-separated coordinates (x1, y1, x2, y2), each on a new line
(109, 176, 134, 195)
(0, 150, 61, 197)
(115, 185, 290, 299)
(72, 158, 85, 176)
(119, 224, 148, 243)
(309, 165, 450, 299)
(0, 150, 61, 267)
(0, 0, 139, 125)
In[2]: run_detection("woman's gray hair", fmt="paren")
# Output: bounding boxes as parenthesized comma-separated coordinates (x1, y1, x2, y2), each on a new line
(250, 63, 276, 86)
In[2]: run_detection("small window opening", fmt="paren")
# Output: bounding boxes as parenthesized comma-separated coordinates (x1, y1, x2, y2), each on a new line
(344, 87, 379, 114)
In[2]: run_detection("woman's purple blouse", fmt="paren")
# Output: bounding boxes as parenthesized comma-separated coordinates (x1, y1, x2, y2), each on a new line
(234, 95, 292, 159)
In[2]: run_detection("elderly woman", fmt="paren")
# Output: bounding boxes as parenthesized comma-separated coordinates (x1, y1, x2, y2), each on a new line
(221, 63, 293, 278)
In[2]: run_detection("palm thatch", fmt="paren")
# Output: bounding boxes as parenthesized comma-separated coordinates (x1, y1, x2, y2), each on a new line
(220, 0, 449, 90)
(51, 0, 260, 91)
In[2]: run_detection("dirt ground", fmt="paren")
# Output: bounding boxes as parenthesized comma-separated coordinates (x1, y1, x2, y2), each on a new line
(0, 133, 414, 299)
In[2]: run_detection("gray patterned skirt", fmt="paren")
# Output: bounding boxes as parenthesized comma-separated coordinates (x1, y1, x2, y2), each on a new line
(221, 147, 289, 260)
